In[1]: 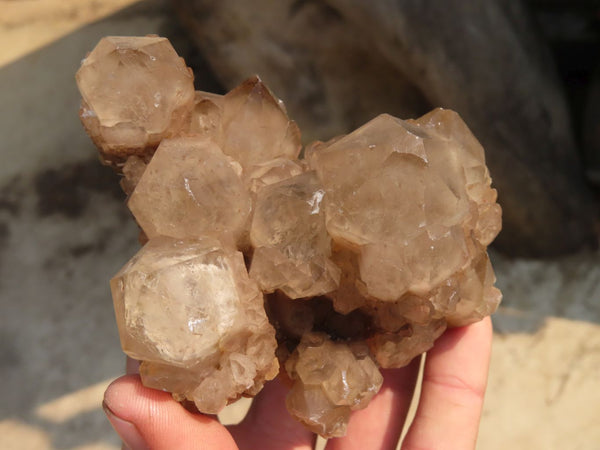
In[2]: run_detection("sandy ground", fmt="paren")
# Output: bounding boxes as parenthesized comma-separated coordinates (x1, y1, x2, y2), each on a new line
(0, 1, 598, 449)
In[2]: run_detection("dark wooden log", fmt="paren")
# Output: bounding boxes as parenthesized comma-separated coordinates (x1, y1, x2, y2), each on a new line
(172, 0, 598, 257)
(172, 0, 431, 143)
(583, 69, 600, 186)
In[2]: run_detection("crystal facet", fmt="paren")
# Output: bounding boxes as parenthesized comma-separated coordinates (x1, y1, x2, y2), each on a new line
(218, 76, 302, 169)
(249, 171, 341, 298)
(128, 137, 251, 247)
(76, 36, 195, 167)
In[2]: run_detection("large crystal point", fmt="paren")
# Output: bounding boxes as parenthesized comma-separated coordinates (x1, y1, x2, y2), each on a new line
(218, 76, 302, 169)
(76, 36, 195, 167)
(410, 108, 502, 247)
(310, 112, 500, 302)
(128, 137, 251, 246)
(110, 236, 278, 412)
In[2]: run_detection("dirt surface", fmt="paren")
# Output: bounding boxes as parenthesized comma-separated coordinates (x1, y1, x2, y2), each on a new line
(0, 1, 598, 449)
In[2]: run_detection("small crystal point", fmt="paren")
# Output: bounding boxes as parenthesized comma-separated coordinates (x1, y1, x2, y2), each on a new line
(285, 333, 382, 437)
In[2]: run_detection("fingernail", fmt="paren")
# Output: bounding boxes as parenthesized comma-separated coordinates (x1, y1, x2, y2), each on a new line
(103, 401, 149, 450)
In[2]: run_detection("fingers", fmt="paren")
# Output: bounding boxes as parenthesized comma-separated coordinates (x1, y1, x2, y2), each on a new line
(115, 320, 492, 450)
(103, 374, 238, 450)
(228, 377, 316, 450)
(401, 317, 493, 450)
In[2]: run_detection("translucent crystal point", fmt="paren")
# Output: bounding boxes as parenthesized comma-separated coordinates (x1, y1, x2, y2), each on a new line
(76, 36, 195, 166)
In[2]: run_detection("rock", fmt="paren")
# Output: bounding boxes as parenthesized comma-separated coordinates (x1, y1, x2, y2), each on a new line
(583, 68, 600, 185)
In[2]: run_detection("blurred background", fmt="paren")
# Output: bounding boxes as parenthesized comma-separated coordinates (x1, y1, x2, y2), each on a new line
(0, 0, 598, 448)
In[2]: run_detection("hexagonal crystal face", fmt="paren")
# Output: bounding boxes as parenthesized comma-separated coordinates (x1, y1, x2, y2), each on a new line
(127, 137, 251, 246)
(111, 237, 251, 365)
(111, 236, 279, 412)
(76, 36, 195, 164)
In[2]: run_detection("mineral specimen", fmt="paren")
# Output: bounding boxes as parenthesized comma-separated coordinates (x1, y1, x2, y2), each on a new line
(76, 36, 195, 167)
(77, 36, 502, 438)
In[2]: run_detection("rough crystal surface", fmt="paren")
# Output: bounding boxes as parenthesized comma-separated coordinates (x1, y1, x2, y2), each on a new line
(76, 36, 195, 167)
(249, 171, 341, 298)
(309, 112, 493, 301)
(285, 333, 383, 437)
(78, 36, 502, 438)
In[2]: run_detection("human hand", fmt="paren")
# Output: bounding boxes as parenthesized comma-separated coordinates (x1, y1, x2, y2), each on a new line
(102, 317, 492, 450)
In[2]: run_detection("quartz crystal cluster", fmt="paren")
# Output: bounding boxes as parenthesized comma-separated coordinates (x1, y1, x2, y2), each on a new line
(77, 36, 502, 438)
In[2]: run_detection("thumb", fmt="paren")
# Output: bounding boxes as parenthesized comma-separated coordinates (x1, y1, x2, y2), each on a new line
(103, 374, 238, 450)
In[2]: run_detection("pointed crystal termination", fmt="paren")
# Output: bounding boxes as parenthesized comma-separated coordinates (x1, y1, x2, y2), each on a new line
(285, 333, 383, 438)
(76, 36, 195, 168)
(77, 36, 503, 439)
(111, 236, 278, 413)
(218, 76, 302, 169)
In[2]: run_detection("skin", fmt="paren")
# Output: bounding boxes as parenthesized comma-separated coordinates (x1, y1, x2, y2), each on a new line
(103, 316, 493, 450)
